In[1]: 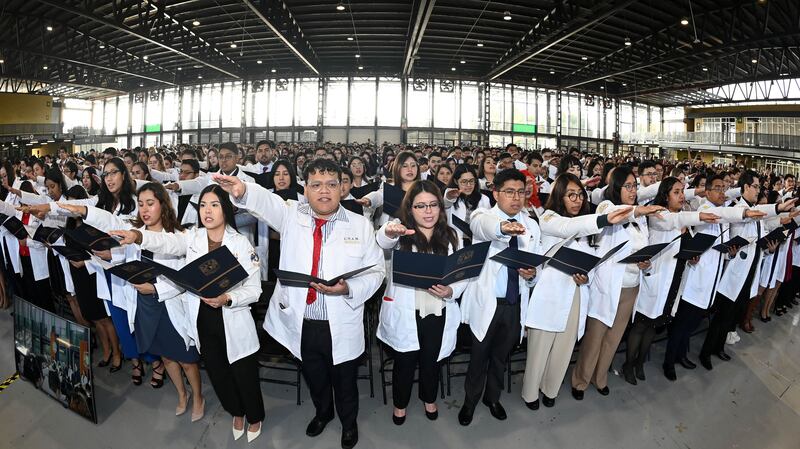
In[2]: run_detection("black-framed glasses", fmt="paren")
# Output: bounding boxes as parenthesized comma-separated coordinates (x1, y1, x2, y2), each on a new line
(564, 191, 587, 202)
(412, 202, 440, 210)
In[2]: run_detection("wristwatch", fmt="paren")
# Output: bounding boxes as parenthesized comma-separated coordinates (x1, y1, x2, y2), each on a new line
(225, 298, 233, 307)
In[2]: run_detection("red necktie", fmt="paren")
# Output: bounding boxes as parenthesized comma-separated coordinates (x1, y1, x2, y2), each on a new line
(306, 218, 328, 304)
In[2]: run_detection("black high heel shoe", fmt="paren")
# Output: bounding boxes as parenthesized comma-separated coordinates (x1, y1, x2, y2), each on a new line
(98, 351, 113, 368)
(150, 361, 166, 389)
(130, 360, 143, 385)
(110, 357, 124, 373)
(759, 315, 771, 323)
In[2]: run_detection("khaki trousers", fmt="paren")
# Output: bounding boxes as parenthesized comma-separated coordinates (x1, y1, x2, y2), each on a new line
(521, 289, 581, 401)
(571, 286, 638, 390)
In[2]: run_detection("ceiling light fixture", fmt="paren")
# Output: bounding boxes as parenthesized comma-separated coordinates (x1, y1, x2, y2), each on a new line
(622, 83, 627, 86)
(358, 66, 364, 70)
(42, 65, 48, 70)
(600, 86, 605, 89)
(0, 59, 4, 64)
(177, 67, 182, 71)
(751, 59, 757, 64)
(476, 41, 484, 47)
(355, 54, 360, 58)
(271, 68, 276, 73)
(503, 11, 512, 21)
(451, 67, 456, 71)
(143, 55, 149, 60)
(581, 56, 588, 61)
(198, 75, 203, 79)
(702, 66, 708, 71)
(531, 77, 537, 81)
(230, 43, 237, 48)
(460, 60, 466, 64)
(657, 74, 662, 79)
(257, 60, 262, 64)
(192, 20, 200, 26)
(99, 44, 105, 49)
(139, 83, 144, 87)
(347, 36, 354, 41)
(336, 1, 345, 11)
(624, 37, 632, 46)
(549, 69, 555, 74)
(46, 25, 53, 31)
(680, 18, 689, 26)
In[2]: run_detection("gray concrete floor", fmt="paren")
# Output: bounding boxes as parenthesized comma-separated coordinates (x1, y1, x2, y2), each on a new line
(1, 309, 799, 449)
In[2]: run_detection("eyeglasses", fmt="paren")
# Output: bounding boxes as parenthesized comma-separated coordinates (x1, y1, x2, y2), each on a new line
(707, 186, 726, 192)
(641, 171, 657, 177)
(306, 180, 341, 192)
(564, 191, 587, 202)
(458, 178, 476, 186)
(622, 182, 638, 191)
(179, 170, 196, 175)
(102, 169, 121, 178)
(498, 189, 527, 198)
(748, 183, 761, 189)
(412, 202, 440, 210)
(218, 153, 236, 161)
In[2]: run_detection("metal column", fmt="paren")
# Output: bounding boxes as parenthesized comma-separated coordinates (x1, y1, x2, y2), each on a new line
(556, 90, 562, 150)
(317, 78, 325, 143)
(482, 82, 490, 146)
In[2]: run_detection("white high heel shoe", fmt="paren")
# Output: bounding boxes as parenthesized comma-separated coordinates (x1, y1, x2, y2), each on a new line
(246, 422, 262, 443)
(232, 417, 245, 441)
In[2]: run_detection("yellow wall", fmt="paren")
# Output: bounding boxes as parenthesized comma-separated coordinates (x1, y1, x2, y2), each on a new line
(0, 93, 57, 125)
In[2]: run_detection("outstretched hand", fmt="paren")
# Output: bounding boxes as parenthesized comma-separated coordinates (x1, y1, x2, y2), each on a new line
(212, 174, 247, 200)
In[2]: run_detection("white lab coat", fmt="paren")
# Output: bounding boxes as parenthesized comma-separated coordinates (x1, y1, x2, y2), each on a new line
(235, 182, 385, 365)
(375, 222, 467, 361)
(716, 199, 779, 301)
(525, 210, 601, 339)
(443, 191, 491, 242)
(635, 211, 704, 320)
(588, 201, 646, 327)
(139, 225, 262, 363)
(460, 206, 541, 342)
(83, 207, 191, 346)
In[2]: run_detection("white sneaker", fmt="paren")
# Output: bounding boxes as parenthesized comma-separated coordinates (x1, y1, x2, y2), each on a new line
(732, 331, 741, 342)
(725, 332, 737, 345)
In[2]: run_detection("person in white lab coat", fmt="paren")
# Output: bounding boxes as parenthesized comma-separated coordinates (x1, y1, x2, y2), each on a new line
(521, 173, 633, 410)
(443, 165, 491, 245)
(358, 151, 421, 229)
(458, 169, 540, 426)
(624, 177, 722, 384)
(111, 184, 264, 442)
(699, 169, 795, 370)
(376, 180, 467, 425)
(214, 158, 385, 449)
(570, 165, 664, 400)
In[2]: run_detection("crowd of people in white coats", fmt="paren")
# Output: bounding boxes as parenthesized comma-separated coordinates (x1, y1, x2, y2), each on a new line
(2, 140, 798, 448)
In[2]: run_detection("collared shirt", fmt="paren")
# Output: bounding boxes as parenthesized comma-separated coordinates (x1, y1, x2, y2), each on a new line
(302, 203, 350, 320)
(493, 209, 524, 298)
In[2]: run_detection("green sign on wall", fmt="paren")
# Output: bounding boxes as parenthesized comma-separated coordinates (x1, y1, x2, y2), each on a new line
(512, 123, 537, 134)
(145, 124, 161, 133)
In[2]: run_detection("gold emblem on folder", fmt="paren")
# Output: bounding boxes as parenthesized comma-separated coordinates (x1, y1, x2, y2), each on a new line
(218, 279, 231, 289)
(457, 250, 474, 265)
(199, 259, 220, 276)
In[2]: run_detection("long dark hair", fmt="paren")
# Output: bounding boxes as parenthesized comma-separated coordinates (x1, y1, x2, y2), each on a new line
(65, 185, 89, 229)
(556, 155, 583, 178)
(0, 160, 16, 201)
(197, 184, 237, 231)
(450, 164, 481, 211)
(398, 180, 458, 256)
(604, 165, 636, 205)
(132, 182, 183, 233)
(45, 167, 68, 200)
(270, 159, 301, 192)
(545, 173, 590, 217)
(391, 151, 419, 187)
(82, 166, 101, 196)
(97, 158, 136, 215)
(132, 162, 152, 181)
(652, 176, 682, 209)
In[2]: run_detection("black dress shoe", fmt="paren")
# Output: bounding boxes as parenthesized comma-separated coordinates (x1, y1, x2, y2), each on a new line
(679, 357, 697, 370)
(716, 351, 731, 362)
(699, 354, 713, 371)
(776, 309, 785, 317)
(425, 410, 438, 421)
(306, 416, 333, 437)
(482, 400, 507, 421)
(596, 386, 610, 396)
(458, 405, 474, 426)
(759, 316, 770, 323)
(392, 414, 405, 426)
(525, 399, 540, 410)
(791, 298, 799, 306)
(635, 364, 646, 381)
(341, 426, 358, 449)
(542, 395, 555, 408)
(662, 364, 677, 381)
(622, 364, 637, 386)
(571, 388, 584, 401)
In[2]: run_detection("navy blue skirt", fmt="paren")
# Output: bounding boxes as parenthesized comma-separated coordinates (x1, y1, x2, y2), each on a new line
(134, 292, 199, 363)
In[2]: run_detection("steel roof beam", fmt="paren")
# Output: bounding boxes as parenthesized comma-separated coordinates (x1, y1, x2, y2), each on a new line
(242, 0, 320, 75)
(403, 0, 436, 76)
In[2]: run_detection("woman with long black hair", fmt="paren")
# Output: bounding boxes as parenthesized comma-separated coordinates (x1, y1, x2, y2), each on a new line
(571, 165, 664, 399)
(376, 180, 467, 424)
(625, 177, 720, 384)
(521, 173, 633, 409)
(359, 151, 420, 227)
(443, 164, 490, 243)
(110, 184, 264, 441)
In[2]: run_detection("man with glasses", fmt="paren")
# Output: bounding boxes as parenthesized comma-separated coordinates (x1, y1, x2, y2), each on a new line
(213, 159, 385, 449)
(636, 160, 661, 204)
(459, 169, 540, 426)
(700, 170, 796, 369)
